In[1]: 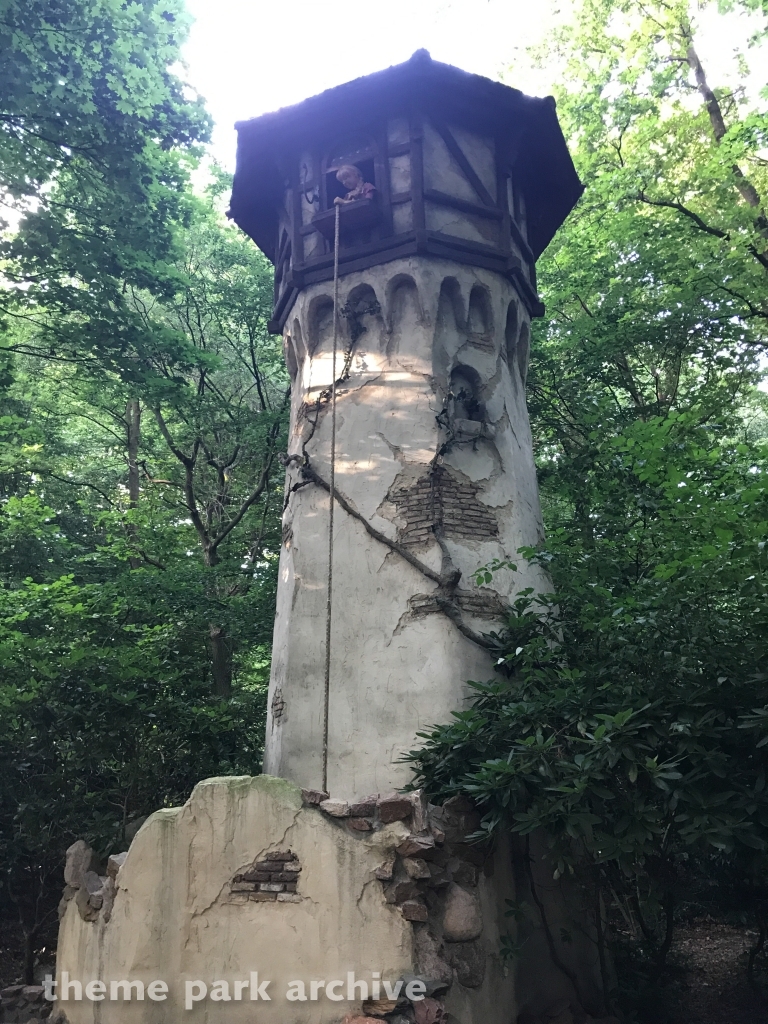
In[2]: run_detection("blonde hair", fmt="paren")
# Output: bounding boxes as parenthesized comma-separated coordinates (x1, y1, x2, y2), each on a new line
(334, 163, 362, 182)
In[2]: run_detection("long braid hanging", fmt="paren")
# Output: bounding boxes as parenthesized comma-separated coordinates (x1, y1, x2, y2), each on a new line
(321, 202, 341, 795)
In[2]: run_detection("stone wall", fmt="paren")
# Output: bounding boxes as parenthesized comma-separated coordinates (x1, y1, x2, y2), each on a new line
(52, 775, 519, 1024)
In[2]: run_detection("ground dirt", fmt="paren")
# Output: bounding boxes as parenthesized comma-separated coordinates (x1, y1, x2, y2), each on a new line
(666, 920, 768, 1024)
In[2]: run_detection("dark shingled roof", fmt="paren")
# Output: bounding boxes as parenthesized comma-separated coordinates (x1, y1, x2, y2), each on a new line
(229, 49, 583, 263)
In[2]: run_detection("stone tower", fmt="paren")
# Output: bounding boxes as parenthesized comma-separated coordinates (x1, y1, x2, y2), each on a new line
(54, 55, 594, 1024)
(229, 49, 582, 799)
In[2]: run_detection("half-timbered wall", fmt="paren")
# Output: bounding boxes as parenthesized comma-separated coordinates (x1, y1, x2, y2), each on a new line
(268, 113, 540, 333)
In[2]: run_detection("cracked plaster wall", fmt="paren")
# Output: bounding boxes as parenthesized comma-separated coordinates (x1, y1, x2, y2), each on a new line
(267, 257, 550, 799)
(55, 777, 417, 1024)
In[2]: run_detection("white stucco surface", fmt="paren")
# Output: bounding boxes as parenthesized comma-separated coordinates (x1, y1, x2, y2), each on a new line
(55, 777, 415, 1023)
(268, 257, 549, 798)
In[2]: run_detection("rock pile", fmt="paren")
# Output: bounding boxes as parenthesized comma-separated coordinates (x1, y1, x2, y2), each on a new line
(58, 840, 126, 926)
(0, 985, 50, 1023)
(310, 788, 493, 1020)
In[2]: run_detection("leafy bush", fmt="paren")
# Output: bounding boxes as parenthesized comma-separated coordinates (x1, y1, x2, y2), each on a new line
(407, 418, 768, 1007)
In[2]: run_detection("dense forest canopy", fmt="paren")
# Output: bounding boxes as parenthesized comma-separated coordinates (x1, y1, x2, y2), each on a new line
(0, 0, 767, 1008)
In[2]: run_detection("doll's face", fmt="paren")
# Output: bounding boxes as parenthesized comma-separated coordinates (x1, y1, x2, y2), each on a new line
(336, 165, 362, 190)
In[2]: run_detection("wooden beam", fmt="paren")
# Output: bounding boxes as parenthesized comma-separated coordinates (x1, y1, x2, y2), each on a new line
(496, 153, 512, 257)
(423, 188, 502, 221)
(301, 231, 418, 274)
(374, 128, 393, 237)
(509, 266, 545, 317)
(425, 229, 504, 260)
(291, 183, 303, 271)
(409, 109, 427, 252)
(300, 242, 420, 289)
(432, 120, 495, 208)
(509, 218, 535, 266)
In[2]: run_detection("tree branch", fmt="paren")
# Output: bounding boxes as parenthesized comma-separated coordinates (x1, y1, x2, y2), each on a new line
(637, 191, 727, 238)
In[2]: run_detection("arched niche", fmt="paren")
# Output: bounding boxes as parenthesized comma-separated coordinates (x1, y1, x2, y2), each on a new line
(449, 364, 484, 423)
(291, 317, 307, 364)
(437, 277, 465, 333)
(344, 283, 384, 347)
(307, 295, 336, 356)
(284, 332, 299, 382)
(467, 285, 494, 351)
(434, 277, 466, 379)
(386, 275, 422, 359)
(504, 302, 519, 366)
(517, 322, 530, 385)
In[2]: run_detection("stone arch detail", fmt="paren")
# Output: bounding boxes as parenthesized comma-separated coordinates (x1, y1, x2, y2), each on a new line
(437, 276, 466, 333)
(284, 333, 299, 382)
(306, 294, 336, 355)
(433, 277, 466, 383)
(467, 284, 494, 352)
(517, 321, 530, 384)
(291, 317, 307, 364)
(386, 274, 423, 360)
(504, 301, 519, 367)
(343, 283, 384, 350)
(449, 364, 485, 423)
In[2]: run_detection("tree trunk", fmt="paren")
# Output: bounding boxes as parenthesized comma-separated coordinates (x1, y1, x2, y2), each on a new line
(201, 545, 232, 697)
(209, 624, 232, 697)
(125, 399, 141, 569)
(23, 926, 37, 985)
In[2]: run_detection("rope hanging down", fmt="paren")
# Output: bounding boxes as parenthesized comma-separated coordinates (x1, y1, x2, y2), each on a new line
(321, 202, 341, 795)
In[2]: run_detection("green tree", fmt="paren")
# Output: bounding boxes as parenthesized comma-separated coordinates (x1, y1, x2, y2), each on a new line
(0, 195, 288, 981)
(1, 0, 211, 373)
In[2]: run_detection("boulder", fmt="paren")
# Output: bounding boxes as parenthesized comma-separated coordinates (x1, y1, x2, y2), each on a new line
(374, 851, 396, 881)
(124, 815, 147, 843)
(378, 793, 413, 823)
(396, 834, 435, 858)
(403, 857, 431, 879)
(445, 941, 486, 988)
(384, 881, 419, 904)
(350, 798, 378, 817)
(401, 900, 429, 922)
(409, 790, 429, 832)
(349, 817, 373, 831)
(362, 998, 401, 1015)
(412, 931, 453, 990)
(414, 998, 447, 1024)
(442, 883, 482, 942)
(63, 840, 95, 887)
(107, 852, 127, 879)
(319, 798, 350, 817)
(301, 788, 329, 805)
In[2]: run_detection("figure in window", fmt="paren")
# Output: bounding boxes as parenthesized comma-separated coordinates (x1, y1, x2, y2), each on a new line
(333, 163, 376, 205)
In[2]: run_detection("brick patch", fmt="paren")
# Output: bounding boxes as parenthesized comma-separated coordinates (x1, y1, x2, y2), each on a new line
(388, 466, 498, 547)
(231, 850, 301, 902)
